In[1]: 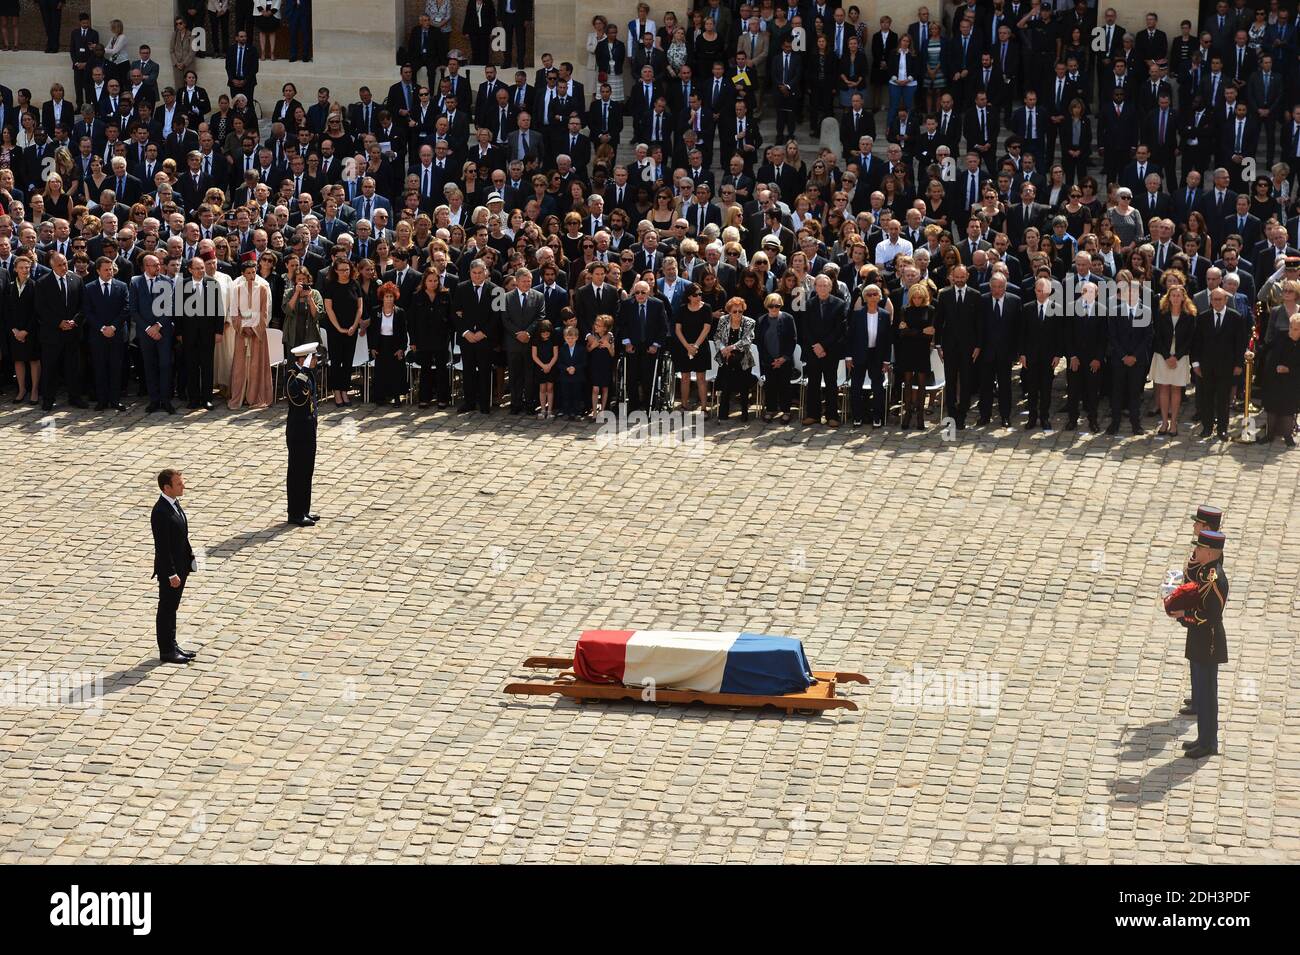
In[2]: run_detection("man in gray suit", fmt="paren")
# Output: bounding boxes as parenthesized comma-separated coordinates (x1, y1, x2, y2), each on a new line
(506, 112, 545, 171)
(502, 267, 547, 414)
(129, 253, 177, 413)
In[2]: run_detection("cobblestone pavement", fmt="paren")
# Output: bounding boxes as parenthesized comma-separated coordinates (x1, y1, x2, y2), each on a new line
(0, 396, 1297, 864)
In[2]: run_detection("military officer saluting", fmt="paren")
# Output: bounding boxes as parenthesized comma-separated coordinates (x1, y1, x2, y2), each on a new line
(1179, 504, 1224, 714)
(286, 342, 321, 527)
(1178, 528, 1229, 760)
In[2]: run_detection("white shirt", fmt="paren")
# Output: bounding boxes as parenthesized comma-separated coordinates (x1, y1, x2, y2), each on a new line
(380, 310, 395, 336)
(874, 236, 913, 267)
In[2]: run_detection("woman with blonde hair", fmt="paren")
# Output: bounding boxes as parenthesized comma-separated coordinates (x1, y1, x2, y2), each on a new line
(1152, 283, 1195, 436)
(894, 282, 935, 429)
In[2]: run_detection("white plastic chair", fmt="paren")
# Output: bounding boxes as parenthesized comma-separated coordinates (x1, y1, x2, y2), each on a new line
(267, 327, 286, 401)
(450, 339, 463, 402)
(703, 340, 720, 414)
(351, 332, 372, 402)
(836, 358, 851, 422)
(749, 342, 764, 409)
(923, 348, 946, 424)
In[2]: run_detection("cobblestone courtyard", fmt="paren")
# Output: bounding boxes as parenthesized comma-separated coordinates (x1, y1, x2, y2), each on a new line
(0, 401, 1297, 863)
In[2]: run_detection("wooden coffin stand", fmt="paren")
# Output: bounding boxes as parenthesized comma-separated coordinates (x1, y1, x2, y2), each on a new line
(504, 656, 869, 714)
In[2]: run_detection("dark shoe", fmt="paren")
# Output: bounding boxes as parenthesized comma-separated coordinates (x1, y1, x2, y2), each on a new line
(289, 516, 316, 527)
(163, 403, 176, 414)
(1286, 434, 1296, 447)
(70, 400, 89, 409)
(1130, 422, 1143, 435)
(1024, 418, 1037, 430)
(1184, 696, 1193, 705)
(1105, 421, 1120, 435)
(976, 416, 990, 426)
(872, 418, 884, 428)
(1089, 419, 1100, 432)
(1065, 420, 1077, 431)
(1217, 431, 1228, 441)
(113, 402, 127, 412)
(1000, 418, 1011, 428)
(187, 402, 201, 409)
(94, 402, 107, 411)
(1181, 740, 1198, 751)
(41, 402, 54, 412)
(203, 401, 214, 410)
(1178, 705, 1196, 716)
(305, 513, 320, 522)
(801, 416, 817, 426)
(457, 404, 474, 413)
(159, 650, 191, 665)
(1184, 745, 1217, 759)
(419, 401, 431, 409)
(825, 418, 840, 428)
(1200, 426, 1212, 438)
(175, 646, 197, 659)
(146, 402, 160, 413)
(852, 419, 864, 428)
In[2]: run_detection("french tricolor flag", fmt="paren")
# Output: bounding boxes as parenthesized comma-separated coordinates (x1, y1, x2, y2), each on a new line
(574, 630, 815, 696)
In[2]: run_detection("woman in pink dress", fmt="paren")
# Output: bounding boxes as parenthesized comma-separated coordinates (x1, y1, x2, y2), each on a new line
(227, 254, 274, 409)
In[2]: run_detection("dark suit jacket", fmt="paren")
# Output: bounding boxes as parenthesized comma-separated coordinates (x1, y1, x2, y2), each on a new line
(83, 277, 130, 340)
(846, 307, 894, 365)
(151, 496, 194, 581)
(35, 272, 84, 344)
(451, 281, 502, 347)
(980, 292, 1021, 360)
(935, 285, 982, 353)
(800, 295, 847, 356)
(615, 296, 669, 349)
(1191, 307, 1247, 371)
(1018, 300, 1061, 360)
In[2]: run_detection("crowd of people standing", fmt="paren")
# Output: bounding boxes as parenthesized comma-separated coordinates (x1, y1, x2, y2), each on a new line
(1, 1, 1298, 445)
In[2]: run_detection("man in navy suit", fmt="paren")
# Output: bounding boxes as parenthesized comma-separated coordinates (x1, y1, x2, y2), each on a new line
(615, 281, 669, 411)
(84, 256, 131, 411)
(151, 468, 197, 665)
(130, 254, 177, 414)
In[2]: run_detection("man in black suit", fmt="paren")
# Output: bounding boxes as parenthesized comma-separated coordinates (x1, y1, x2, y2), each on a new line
(1106, 283, 1156, 435)
(1018, 278, 1061, 431)
(978, 273, 1021, 426)
(615, 281, 669, 411)
(1063, 284, 1108, 432)
(452, 259, 500, 414)
(964, 91, 999, 176)
(178, 259, 220, 410)
(35, 253, 86, 411)
(769, 37, 801, 143)
(1192, 286, 1246, 440)
(1219, 102, 1259, 191)
(935, 265, 981, 429)
(69, 14, 99, 106)
(152, 468, 197, 665)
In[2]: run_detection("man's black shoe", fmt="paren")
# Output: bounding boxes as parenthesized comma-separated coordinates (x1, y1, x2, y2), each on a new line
(1184, 696, 1193, 705)
(163, 403, 177, 414)
(305, 513, 320, 522)
(113, 402, 127, 412)
(289, 516, 316, 527)
(160, 650, 191, 665)
(1065, 420, 1077, 431)
(1131, 421, 1143, 435)
(203, 401, 214, 410)
(1184, 745, 1217, 759)
(70, 400, 88, 408)
(1200, 425, 1213, 437)
(1178, 705, 1196, 716)
(1088, 419, 1100, 432)
(1218, 430, 1228, 441)
(146, 402, 160, 413)
(175, 646, 197, 659)
(94, 402, 107, 411)
(457, 404, 473, 413)
(1181, 740, 1198, 751)
(1105, 421, 1120, 435)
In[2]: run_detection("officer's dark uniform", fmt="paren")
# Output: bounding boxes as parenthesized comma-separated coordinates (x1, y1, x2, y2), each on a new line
(1180, 530, 1229, 758)
(286, 358, 318, 524)
(1181, 505, 1224, 712)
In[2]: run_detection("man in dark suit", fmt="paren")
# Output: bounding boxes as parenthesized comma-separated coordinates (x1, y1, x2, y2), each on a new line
(846, 283, 893, 427)
(839, 94, 876, 162)
(84, 256, 131, 411)
(452, 259, 500, 414)
(1219, 103, 1259, 191)
(69, 15, 99, 106)
(225, 30, 260, 103)
(1098, 87, 1138, 182)
(501, 268, 546, 414)
(800, 275, 848, 426)
(35, 253, 86, 411)
(1222, 194, 1262, 252)
(769, 37, 801, 142)
(1005, 183, 1049, 251)
(978, 274, 1021, 427)
(179, 257, 223, 409)
(1063, 285, 1108, 432)
(934, 266, 981, 429)
(1179, 528, 1230, 760)
(574, 262, 620, 337)
(1106, 284, 1156, 434)
(130, 254, 176, 413)
(1192, 287, 1246, 439)
(151, 468, 197, 665)
(587, 89, 623, 156)
(964, 91, 999, 176)
(1018, 278, 1062, 431)
(615, 281, 669, 411)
